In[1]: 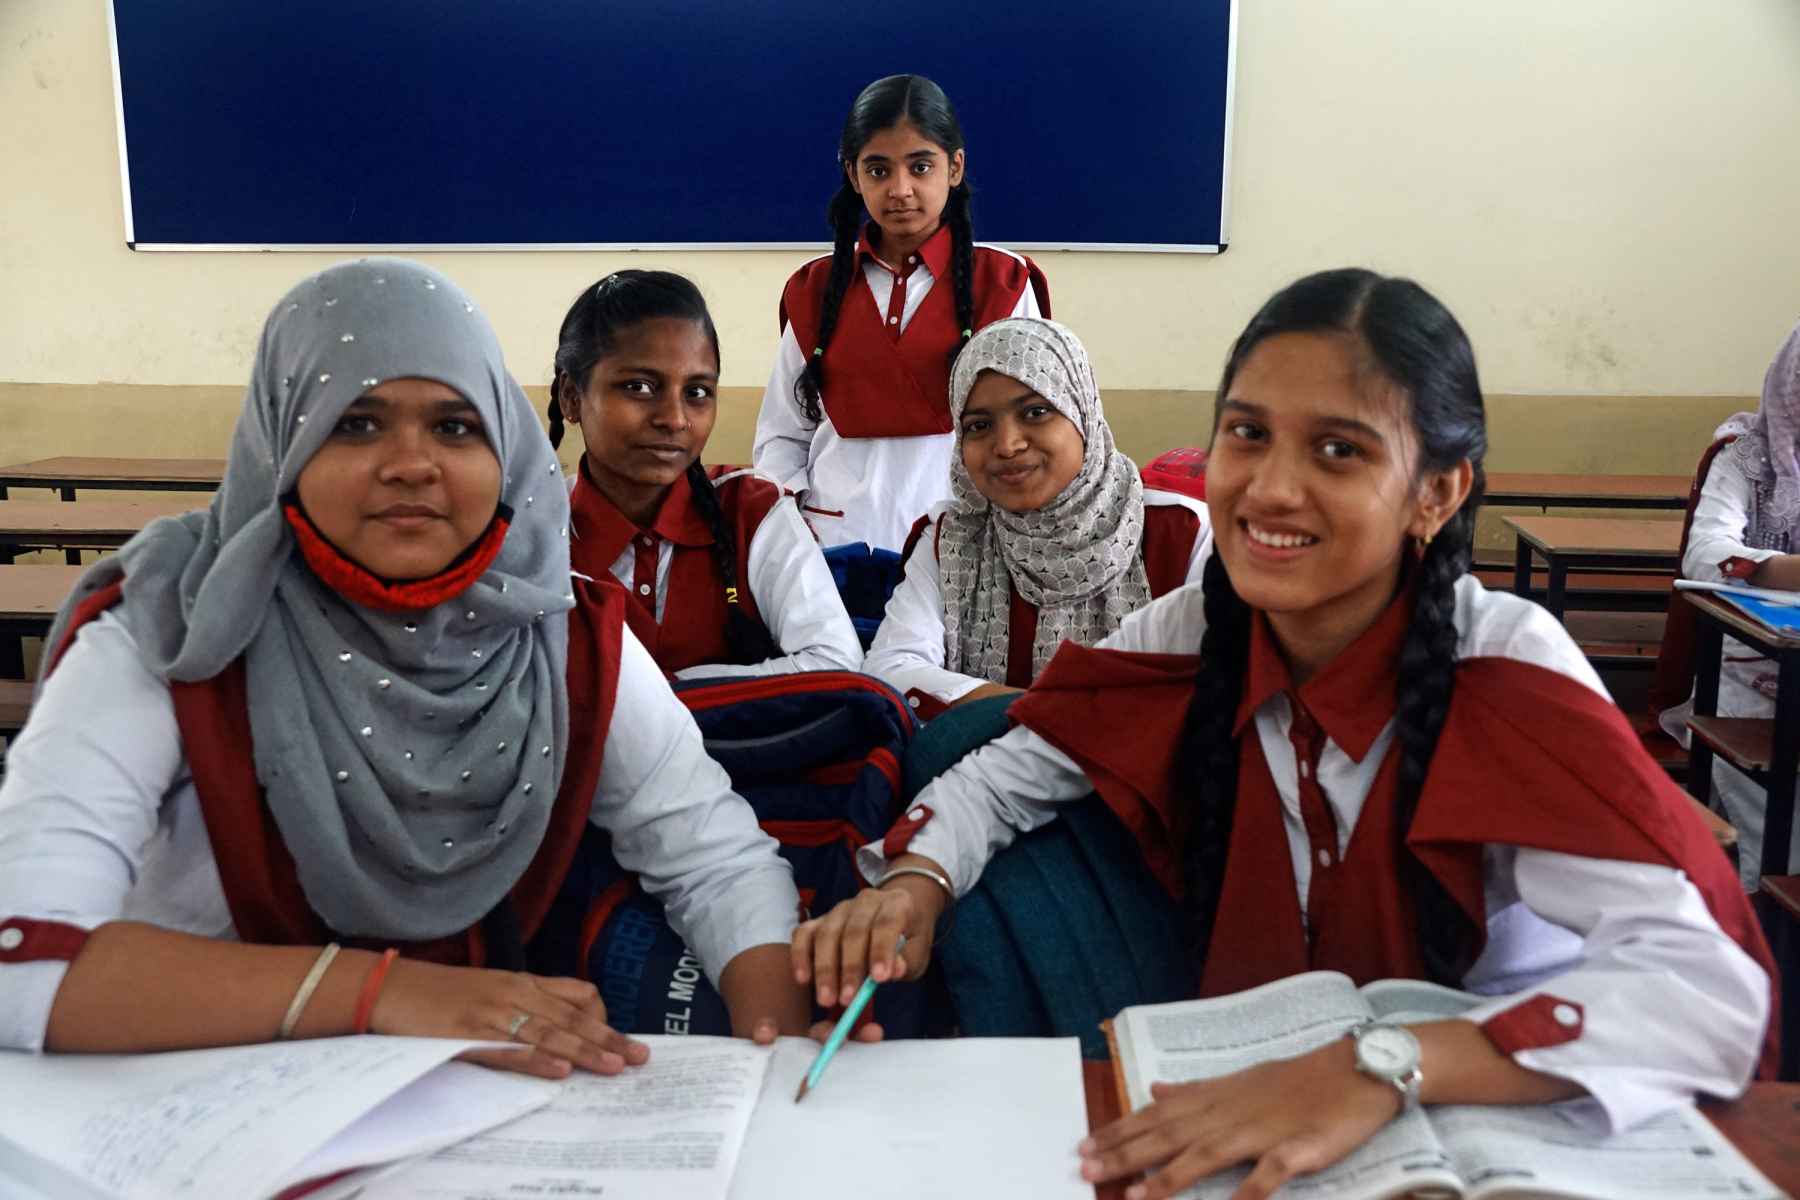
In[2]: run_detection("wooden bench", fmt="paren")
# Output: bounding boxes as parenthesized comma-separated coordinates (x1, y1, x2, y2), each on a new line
(0, 564, 86, 678)
(0, 498, 201, 565)
(0, 678, 32, 742)
(0, 456, 226, 501)
(1502, 516, 1682, 621)
(1484, 472, 1689, 512)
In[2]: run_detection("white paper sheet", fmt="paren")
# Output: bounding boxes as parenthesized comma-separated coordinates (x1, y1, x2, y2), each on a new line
(0, 1037, 511, 1200)
(358, 1036, 770, 1200)
(725, 1036, 1092, 1200)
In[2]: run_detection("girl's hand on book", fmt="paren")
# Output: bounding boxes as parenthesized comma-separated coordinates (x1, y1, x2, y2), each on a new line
(1079, 1038, 1399, 1200)
(790, 873, 942, 1011)
(374, 960, 651, 1080)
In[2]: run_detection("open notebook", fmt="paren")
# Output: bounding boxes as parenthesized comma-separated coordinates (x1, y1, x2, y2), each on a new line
(0, 1035, 1093, 1200)
(1105, 971, 1785, 1200)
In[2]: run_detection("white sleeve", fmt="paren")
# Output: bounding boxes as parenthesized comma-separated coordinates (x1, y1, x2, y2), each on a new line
(1684, 451, 1780, 580)
(1011, 281, 1041, 319)
(750, 325, 817, 497)
(1459, 848, 1769, 1133)
(671, 497, 863, 679)
(0, 612, 186, 1051)
(862, 518, 988, 707)
(593, 628, 800, 986)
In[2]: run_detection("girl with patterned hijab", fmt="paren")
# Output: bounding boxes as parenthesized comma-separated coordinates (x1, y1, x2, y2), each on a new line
(1674, 317, 1800, 887)
(864, 318, 1209, 718)
(0, 258, 808, 1070)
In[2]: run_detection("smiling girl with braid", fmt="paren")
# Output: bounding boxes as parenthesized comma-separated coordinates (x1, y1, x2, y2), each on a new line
(550, 270, 862, 679)
(792, 269, 1775, 1200)
(753, 74, 1050, 554)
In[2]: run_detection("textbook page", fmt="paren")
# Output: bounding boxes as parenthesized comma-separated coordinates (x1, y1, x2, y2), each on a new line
(0, 1037, 515, 1200)
(1435, 1102, 1786, 1200)
(1113, 973, 1462, 1200)
(357, 1036, 770, 1200)
(726, 1035, 1092, 1200)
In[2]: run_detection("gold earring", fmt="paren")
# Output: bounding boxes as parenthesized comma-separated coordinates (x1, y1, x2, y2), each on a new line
(1416, 531, 1433, 556)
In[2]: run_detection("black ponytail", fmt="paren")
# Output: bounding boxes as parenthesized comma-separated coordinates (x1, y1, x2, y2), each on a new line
(795, 74, 972, 423)
(685, 460, 781, 665)
(1178, 267, 1488, 984)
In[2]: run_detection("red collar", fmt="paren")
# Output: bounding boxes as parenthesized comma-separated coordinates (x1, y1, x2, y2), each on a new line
(282, 500, 511, 612)
(569, 458, 713, 573)
(857, 221, 953, 279)
(1233, 578, 1412, 763)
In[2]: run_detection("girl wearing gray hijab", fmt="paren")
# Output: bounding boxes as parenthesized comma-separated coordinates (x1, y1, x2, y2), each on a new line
(0, 259, 808, 1070)
(864, 318, 1211, 718)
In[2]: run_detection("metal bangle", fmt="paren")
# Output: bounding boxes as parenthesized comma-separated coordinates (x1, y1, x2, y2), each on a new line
(874, 866, 956, 941)
(278, 942, 340, 1040)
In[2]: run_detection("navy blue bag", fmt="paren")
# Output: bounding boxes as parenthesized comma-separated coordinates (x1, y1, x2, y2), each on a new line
(536, 671, 935, 1037)
(902, 694, 1191, 1058)
(821, 542, 905, 649)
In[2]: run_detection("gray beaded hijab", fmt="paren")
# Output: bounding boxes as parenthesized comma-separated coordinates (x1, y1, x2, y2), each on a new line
(43, 258, 576, 941)
(939, 318, 1151, 682)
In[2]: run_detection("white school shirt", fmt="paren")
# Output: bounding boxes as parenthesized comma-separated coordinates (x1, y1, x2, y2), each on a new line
(752, 251, 1041, 554)
(1670, 446, 1798, 886)
(865, 491, 1212, 709)
(859, 571, 1770, 1133)
(0, 608, 801, 1052)
(588, 483, 864, 680)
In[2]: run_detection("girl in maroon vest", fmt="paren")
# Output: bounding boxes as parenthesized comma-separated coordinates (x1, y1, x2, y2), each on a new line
(0, 259, 808, 1071)
(867, 318, 1208, 717)
(547, 270, 861, 678)
(794, 269, 1775, 1198)
(753, 74, 1049, 554)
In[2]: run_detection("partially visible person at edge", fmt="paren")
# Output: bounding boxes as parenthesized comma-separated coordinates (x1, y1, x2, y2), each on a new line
(793, 269, 1775, 1200)
(547, 269, 861, 679)
(752, 73, 1048, 554)
(1662, 316, 1800, 889)
(865, 317, 1208, 718)
(0, 258, 809, 1071)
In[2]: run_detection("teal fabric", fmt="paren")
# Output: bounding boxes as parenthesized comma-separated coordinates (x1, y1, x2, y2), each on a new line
(901, 695, 1191, 1058)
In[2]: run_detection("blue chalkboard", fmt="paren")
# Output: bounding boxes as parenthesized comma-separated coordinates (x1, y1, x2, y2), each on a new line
(109, 1, 1235, 250)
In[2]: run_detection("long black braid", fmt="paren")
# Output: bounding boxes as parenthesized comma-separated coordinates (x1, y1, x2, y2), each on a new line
(794, 74, 974, 423)
(1179, 268, 1488, 986)
(548, 270, 778, 664)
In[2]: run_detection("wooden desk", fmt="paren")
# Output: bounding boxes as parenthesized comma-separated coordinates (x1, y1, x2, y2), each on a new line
(1685, 592, 1800, 881)
(1080, 1061, 1800, 1198)
(1486, 472, 1689, 511)
(0, 564, 86, 679)
(1503, 516, 1681, 620)
(0, 456, 226, 501)
(0, 498, 200, 565)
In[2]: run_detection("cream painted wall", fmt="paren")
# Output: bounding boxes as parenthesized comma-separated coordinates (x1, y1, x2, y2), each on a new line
(3, 0, 1799, 409)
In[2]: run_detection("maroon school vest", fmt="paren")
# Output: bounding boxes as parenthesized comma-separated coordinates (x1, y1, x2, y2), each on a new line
(1007, 586, 1782, 1079)
(780, 223, 1045, 438)
(568, 461, 782, 675)
(47, 574, 628, 967)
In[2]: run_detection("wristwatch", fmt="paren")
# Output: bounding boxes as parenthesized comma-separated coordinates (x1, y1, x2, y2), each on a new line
(1347, 1021, 1423, 1115)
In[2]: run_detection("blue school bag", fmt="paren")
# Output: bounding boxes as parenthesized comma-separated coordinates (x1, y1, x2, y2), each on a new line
(902, 694, 1192, 1058)
(533, 670, 934, 1037)
(821, 542, 905, 649)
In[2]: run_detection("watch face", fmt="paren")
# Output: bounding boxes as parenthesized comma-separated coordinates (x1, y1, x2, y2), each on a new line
(1356, 1025, 1421, 1078)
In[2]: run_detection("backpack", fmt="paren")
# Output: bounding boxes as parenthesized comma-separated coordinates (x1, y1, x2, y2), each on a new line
(533, 670, 934, 1037)
(821, 542, 906, 650)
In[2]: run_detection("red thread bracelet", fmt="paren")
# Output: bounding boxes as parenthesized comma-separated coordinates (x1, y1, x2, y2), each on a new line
(352, 948, 400, 1034)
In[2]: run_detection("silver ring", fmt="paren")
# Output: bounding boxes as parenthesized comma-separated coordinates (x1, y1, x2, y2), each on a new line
(506, 1012, 531, 1039)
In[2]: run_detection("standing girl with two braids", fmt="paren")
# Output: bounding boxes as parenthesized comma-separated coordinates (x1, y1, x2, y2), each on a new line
(753, 74, 1050, 554)
(550, 270, 862, 679)
(793, 269, 1775, 1199)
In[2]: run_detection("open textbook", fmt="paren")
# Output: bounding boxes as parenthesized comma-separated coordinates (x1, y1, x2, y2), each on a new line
(0, 1034, 1093, 1200)
(1108, 971, 1785, 1200)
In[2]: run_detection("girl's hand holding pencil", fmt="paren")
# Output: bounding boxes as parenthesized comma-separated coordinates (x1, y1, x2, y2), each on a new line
(789, 853, 953, 1043)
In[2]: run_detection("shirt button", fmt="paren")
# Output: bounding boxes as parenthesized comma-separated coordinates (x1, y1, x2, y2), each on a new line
(907, 255, 918, 264)
(909, 807, 927, 822)
(0, 927, 23, 950)
(888, 316, 899, 325)
(907, 696, 920, 708)
(1317, 849, 1332, 867)
(637, 583, 651, 596)
(1552, 1003, 1580, 1028)
(640, 535, 654, 548)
